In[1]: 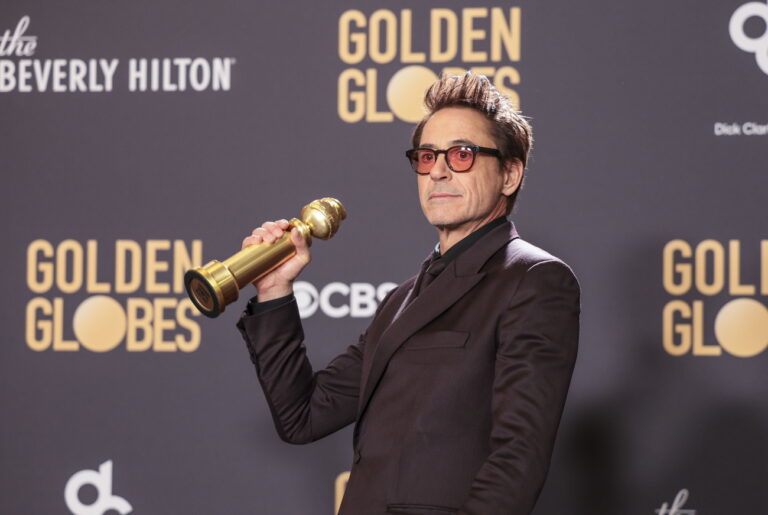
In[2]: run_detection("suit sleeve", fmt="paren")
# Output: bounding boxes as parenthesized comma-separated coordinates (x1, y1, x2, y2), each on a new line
(459, 260, 580, 515)
(236, 297, 365, 444)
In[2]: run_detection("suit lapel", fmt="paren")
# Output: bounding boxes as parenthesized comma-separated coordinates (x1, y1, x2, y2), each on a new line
(357, 221, 520, 419)
(391, 257, 431, 322)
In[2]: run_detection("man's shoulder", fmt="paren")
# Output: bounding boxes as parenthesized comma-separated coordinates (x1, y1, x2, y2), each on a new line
(506, 236, 562, 265)
(492, 236, 576, 278)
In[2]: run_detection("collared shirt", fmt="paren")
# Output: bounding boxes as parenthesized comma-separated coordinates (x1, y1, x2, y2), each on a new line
(428, 216, 507, 276)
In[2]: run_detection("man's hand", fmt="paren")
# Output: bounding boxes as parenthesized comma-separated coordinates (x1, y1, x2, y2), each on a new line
(242, 219, 311, 302)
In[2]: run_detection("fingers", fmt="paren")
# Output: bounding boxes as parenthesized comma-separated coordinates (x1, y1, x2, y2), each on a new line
(290, 227, 306, 249)
(242, 219, 291, 249)
(290, 227, 311, 263)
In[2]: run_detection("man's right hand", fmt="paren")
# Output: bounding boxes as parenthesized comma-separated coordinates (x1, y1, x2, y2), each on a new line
(242, 219, 311, 302)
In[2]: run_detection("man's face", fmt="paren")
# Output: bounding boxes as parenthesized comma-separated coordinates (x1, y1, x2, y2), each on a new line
(416, 106, 520, 233)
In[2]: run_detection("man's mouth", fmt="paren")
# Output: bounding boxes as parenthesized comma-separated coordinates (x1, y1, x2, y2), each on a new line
(429, 192, 461, 200)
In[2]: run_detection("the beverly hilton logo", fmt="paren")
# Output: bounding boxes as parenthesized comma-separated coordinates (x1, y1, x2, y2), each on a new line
(1, 15, 236, 93)
(0, 16, 36, 57)
(662, 239, 768, 357)
(655, 489, 696, 515)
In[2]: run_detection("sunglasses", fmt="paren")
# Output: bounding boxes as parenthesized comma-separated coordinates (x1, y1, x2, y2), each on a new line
(405, 145, 502, 174)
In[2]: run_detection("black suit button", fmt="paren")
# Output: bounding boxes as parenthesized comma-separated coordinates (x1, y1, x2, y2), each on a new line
(354, 450, 361, 463)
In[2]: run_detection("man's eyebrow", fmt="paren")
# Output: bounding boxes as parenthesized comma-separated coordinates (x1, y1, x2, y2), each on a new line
(419, 139, 476, 149)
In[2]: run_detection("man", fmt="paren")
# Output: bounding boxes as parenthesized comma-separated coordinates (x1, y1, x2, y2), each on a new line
(237, 72, 580, 515)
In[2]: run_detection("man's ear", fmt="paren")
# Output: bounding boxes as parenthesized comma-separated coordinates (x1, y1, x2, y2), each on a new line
(501, 159, 523, 196)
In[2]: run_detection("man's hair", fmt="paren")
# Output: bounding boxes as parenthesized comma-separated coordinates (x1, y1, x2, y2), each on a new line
(411, 72, 533, 214)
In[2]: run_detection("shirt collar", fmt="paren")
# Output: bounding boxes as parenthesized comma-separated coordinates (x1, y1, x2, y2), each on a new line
(431, 216, 508, 266)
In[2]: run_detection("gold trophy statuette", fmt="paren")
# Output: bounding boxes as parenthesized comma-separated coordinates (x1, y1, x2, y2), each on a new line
(184, 197, 347, 318)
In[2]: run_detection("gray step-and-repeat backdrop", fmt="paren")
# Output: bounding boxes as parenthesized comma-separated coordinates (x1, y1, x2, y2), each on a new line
(2, 1, 767, 514)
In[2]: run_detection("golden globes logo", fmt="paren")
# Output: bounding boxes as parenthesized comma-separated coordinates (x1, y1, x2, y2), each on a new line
(25, 239, 203, 352)
(662, 239, 768, 357)
(337, 7, 522, 123)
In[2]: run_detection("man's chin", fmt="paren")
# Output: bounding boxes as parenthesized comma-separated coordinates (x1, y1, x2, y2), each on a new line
(425, 216, 463, 231)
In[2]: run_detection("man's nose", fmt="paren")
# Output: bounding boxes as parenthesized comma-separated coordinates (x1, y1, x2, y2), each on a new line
(429, 153, 451, 180)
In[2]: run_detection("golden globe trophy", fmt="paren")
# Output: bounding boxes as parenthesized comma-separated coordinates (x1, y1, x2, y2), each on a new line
(184, 197, 346, 318)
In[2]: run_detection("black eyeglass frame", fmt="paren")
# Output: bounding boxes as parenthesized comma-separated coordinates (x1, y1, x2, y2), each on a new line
(405, 145, 502, 174)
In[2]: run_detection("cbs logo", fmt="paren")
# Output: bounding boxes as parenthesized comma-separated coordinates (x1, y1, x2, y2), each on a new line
(294, 281, 397, 318)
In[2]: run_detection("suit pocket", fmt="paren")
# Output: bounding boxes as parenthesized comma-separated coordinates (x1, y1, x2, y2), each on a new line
(386, 503, 457, 514)
(403, 330, 468, 350)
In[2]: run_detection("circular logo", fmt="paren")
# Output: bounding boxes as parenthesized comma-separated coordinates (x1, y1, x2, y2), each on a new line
(386, 65, 439, 123)
(729, 1, 768, 74)
(294, 281, 319, 318)
(72, 295, 127, 352)
(714, 298, 768, 358)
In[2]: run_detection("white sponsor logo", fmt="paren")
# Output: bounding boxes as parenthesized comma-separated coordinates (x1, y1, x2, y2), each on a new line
(294, 281, 397, 318)
(714, 121, 768, 135)
(64, 460, 132, 515)
(0, 15, 37, 57)
(654, 489, 696, 515)
(729, 0, 768, 75)
(0, 16, 235, 93)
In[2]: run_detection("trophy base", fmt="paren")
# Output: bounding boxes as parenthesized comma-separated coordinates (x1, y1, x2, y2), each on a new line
(184, 260, 239, 318)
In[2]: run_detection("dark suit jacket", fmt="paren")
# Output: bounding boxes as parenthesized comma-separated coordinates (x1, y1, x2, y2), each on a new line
(237, 222, 580, 515)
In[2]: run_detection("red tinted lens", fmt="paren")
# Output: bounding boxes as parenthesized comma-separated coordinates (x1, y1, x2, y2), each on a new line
(446, 146, 475, 172)
(413, 149, 436, 173)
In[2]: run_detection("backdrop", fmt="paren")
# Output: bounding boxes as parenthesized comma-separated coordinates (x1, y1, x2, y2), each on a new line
(2, 1, 767, 514)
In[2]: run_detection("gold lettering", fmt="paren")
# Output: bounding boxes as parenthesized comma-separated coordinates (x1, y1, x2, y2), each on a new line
(663, 300, 692, 356)
(145, 240, 171, 294)
(27, 239, 54, 293)
(86, 240, 110, 293)
(762, 240, 768, 295)
(400, 10, 425, 63)
(126, 298, 153, 351)
(430, 9, 457, 62)
(692, 300, 720, 356)
(470, 66, 494, 77)
(153, 298, 177, 351)
(490, 8, 521, 62)
(338, 68, 366, 123)
(115, 240, 142, 294)
(695, 240, 724, 295)
(56, 240, 83, 294)
(334, 472, 351, 515)
(494, 66, 520, 108)
(52, 298, 78, 351)
(663, 240, 692, 295)
(365, 69, 393, 122)
(462, 8, 488, 62)
(176, 299, 201, 352)
(369, 10, 397, 64)
(441, 66, 467, 77)
(728, 240, 755, 295)
(339, 10, 367, 65)
(173, 240, 202, 294)
(26, 297, 52, 351)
